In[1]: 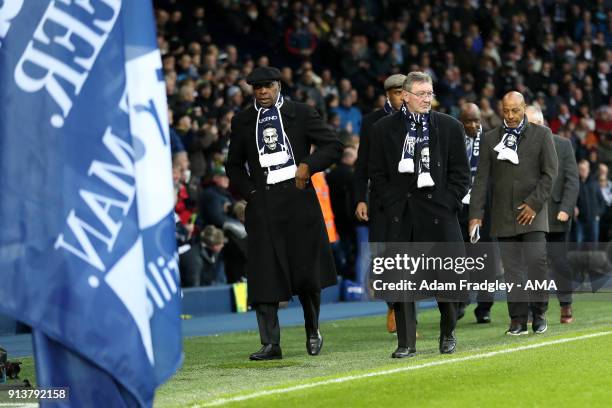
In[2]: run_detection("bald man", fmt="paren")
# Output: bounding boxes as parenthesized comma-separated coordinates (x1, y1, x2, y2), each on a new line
(457, 103, 499, 324)
(526, 105, 579, 324)
(469, 92, 558, 336)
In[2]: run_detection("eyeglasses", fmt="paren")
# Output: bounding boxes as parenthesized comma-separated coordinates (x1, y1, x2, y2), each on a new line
(407, 91, 435, 99)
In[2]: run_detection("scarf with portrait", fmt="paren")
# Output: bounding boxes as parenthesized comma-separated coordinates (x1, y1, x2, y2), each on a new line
(398, 105, 435, 188)
(494, 116, 527, 165)
(254, 93, 297, 184)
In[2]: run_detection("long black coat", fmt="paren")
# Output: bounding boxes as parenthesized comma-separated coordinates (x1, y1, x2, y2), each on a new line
(369, 110, 470, 243)
(226, 100, 343, 303)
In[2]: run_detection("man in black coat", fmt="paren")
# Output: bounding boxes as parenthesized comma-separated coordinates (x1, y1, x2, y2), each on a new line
(457, 103, 500, 324)
(226, 67, 343, 360)
(526, 105, 579, 324)
(354, 74, 406, 333)
(369, 72, 470, 358)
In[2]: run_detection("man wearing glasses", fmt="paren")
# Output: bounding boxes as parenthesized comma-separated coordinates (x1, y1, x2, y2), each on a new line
(369, 71, 470, 358)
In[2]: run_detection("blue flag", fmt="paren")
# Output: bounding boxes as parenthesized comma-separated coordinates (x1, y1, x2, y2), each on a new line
(0, 1, 182, 406)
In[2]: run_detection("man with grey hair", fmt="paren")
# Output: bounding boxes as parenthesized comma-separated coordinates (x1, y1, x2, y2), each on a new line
(525, 105, 579, 324)
(370, 71, 470, 357)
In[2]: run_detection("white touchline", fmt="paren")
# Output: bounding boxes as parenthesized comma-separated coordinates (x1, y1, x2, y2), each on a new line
(200, 331, 612, 407)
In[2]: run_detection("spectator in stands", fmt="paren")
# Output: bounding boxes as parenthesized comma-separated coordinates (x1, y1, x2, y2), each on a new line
(479, 96, 503, 130)
(575, 159, 605, 245)
(598, 170, 612, 243)
(550, 104, 579, 134)
(223, 201, 248, 284)
(332, 92, 362, 136)
(180, 226, 226, 287)
(369, 41, 393, 83)
(285, 18, 317, 59)
(297, 69, 326, 117)
(184, 6, 211, 44)
(199, 166, 241, 231)
(173, 151, 197, 235)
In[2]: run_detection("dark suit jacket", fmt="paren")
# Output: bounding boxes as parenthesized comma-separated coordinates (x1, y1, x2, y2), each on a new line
(369, 110, 470, 242)
(354, 108, 388, 241)
(548, 135, 579, 233)
(354, 108, 387, 204)
(459, 132, 495, 242)
(469, 122, 558, 237)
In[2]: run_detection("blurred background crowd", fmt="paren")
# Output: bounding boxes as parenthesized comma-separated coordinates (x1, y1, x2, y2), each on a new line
(154, 0, 612, 288)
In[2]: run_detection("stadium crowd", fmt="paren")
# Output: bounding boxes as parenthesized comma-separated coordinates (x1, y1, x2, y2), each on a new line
(153, 0, 612, 288)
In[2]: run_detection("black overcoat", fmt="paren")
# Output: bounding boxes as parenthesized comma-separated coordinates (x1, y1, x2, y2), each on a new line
(226, 100, 343, 303)
(368, 110, 470, 243)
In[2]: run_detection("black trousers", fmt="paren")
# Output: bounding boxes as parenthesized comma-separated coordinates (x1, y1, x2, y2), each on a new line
(498, 232, 549, 323)
(394, 301, 456, 349)
(392, 202, 457, 349)
(254, 291, 321, 345)
(547, 230, 573, 306)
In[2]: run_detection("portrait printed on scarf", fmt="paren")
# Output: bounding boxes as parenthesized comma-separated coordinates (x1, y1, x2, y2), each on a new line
(420, 146, 431, 171)
(505, 134, 517, 148)
(259, 126, 285, 155)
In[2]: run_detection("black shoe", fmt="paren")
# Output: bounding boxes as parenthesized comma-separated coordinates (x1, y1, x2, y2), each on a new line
(306, 330, 323, 356)
(391, 347, 416, 358)
(249, 344, 282, 361)
(439, 331, 457, 354)
(475, 312, 491, 324)
(505, 322, 528, 336)
(532, 316, 548, 334)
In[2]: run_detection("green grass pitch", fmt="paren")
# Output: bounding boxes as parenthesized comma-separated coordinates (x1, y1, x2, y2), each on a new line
(5, 298, 612, 407)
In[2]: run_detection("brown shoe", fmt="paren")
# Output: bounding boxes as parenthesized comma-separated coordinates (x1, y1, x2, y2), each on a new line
(560, 305, 574, 324)
(387, 308, 396, 333)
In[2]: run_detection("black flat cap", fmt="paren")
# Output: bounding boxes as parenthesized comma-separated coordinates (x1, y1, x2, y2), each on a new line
(246, 66, 281, 85)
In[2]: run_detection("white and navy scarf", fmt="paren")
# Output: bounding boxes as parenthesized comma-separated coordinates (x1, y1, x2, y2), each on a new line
(494, 117, 527, 165)
(255, 93, 297, 184)
(462, 125, 482, 204)
(383, 98, 397, 115)
(398, 105, 435, 188)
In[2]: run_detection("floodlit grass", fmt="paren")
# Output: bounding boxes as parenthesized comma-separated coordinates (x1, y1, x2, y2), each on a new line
(3, 299, 610, 406)
(156, 298, 612, 407)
